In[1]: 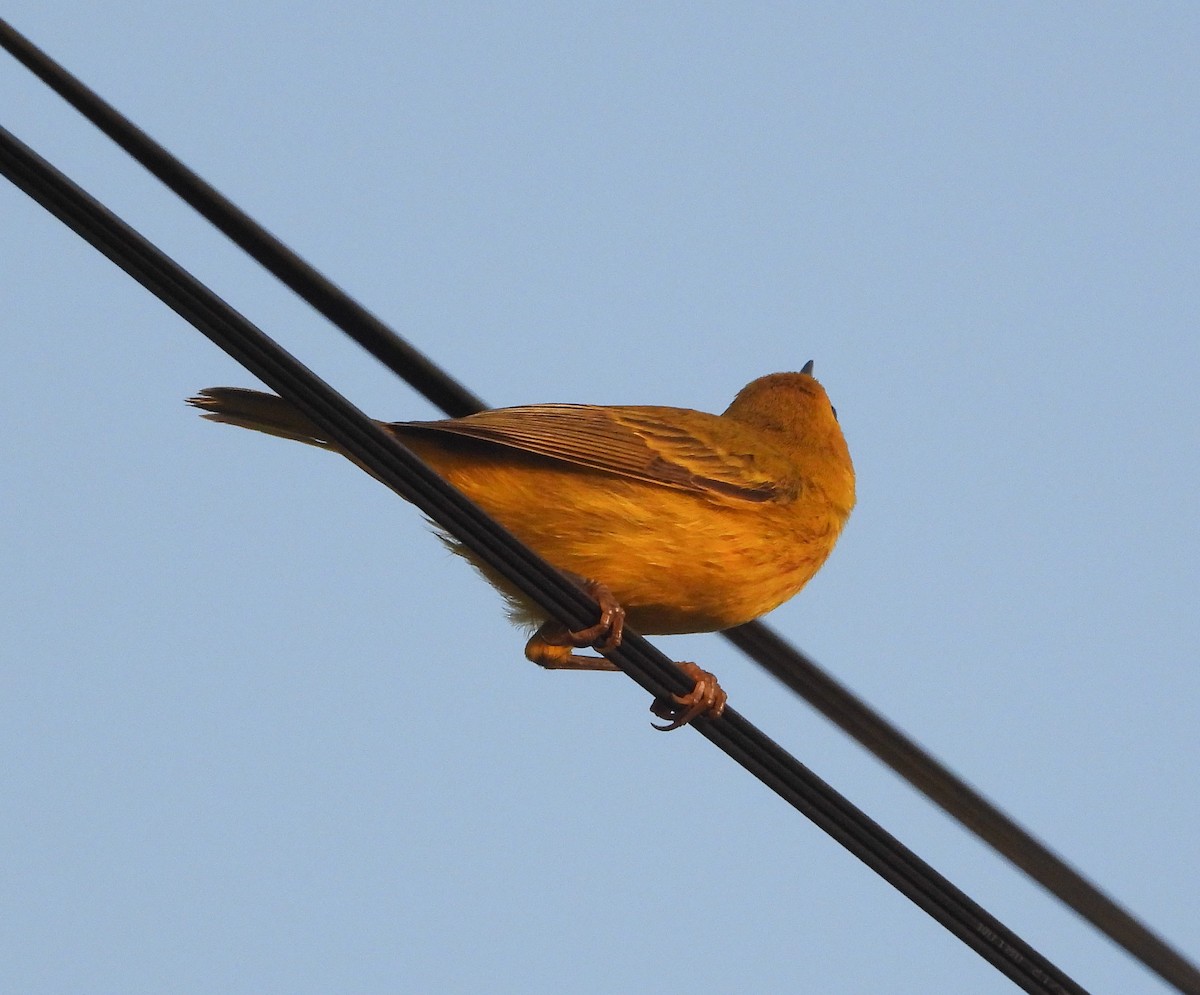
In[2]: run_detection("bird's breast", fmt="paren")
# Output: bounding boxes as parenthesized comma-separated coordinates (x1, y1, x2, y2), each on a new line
(430, 452, 846, 635)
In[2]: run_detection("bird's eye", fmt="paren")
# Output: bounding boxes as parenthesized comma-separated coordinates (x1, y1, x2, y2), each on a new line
(830, 404, 839, 422)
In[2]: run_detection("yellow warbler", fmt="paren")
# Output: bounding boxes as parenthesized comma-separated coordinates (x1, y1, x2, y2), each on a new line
(188, 363, 854, 728)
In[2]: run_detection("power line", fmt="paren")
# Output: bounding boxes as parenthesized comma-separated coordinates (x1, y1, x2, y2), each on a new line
(0, 18, 482, 419)
(2, 17, 1194, 993)
(3, 121, 1088, 995)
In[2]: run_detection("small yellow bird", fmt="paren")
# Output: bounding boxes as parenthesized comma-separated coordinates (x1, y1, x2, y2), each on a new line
(188, 362, 855, 729)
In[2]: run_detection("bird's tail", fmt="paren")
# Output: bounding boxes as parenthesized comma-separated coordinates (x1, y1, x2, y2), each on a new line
(187, 387, 336, 450)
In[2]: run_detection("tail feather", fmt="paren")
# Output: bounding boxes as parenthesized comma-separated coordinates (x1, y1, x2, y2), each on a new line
(187, 388, 335, 450)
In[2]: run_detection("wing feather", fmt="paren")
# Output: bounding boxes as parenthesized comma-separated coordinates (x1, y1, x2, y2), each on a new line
(390, 404, 792, 502)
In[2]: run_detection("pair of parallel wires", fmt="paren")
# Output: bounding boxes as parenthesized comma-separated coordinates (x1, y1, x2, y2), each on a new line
(3, 18, 1197, 995)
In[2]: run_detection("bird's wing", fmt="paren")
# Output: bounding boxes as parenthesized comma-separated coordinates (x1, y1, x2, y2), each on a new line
(391, 404, 792, 502)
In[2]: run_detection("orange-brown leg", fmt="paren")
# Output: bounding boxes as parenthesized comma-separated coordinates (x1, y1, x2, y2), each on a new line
(649, 663, 728, 731)
(523, 577, 625, 669)
(523, 579, 724, 731)
(523, 636, 621, 671)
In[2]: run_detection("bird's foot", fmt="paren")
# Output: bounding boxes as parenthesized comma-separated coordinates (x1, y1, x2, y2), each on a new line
(527, 577, 625, 657)
(559, 577, 625, 651)
(650, 663, 727, 731)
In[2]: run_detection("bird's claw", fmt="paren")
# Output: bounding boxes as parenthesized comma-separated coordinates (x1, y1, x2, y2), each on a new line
(561, 578, 625, 651)
(650, 662, 727, 731)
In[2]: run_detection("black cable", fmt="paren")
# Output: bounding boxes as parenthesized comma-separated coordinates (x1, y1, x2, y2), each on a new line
(723, 620, 1200, 984)
(2, 122, 1089, 995)
(2, 18, 1194, 993)
(0, 19, 484, 420)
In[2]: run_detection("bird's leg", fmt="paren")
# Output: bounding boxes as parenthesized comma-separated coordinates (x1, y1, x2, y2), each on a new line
(524, 580, 726, 732)
(523, 577, 625, 671)
(523, 637, 621, 671)
(649, 662, 728, 731)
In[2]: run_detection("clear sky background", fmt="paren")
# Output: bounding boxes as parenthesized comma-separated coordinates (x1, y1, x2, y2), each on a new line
(3, 5, 1197, 993)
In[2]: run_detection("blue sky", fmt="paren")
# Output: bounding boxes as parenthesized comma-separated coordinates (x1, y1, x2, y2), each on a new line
(3, 5, 1198, 993)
